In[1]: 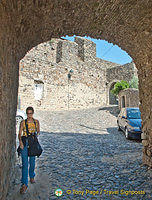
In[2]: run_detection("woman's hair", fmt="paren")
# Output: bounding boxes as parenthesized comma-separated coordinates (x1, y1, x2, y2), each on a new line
(26, 106, 34, 114)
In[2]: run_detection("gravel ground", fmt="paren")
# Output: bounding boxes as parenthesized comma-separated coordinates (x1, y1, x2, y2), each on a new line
(6, 105, 152, 200)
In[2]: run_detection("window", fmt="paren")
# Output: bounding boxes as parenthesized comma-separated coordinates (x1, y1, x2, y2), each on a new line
(127, 109, 141, 119)
(34, 80, 44, 100)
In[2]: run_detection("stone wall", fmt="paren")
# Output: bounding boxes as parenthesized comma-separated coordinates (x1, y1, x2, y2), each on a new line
(138, 63, 152, 168)
(18, 37, 108, 111)
(18, 37, 136, 112)
(118, 88, 139, 110)
(0, 0, 152, 199)
(106, 62, 138, 104)
(106, 62, 137, 83)
(0, 52, 18, 199)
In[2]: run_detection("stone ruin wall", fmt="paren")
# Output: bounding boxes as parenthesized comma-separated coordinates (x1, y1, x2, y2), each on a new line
(18, 37, 107, 111)
(118, 88, 139, 110)
(106, 62, 138, 105)
(106, 62, 137, 84)
(18, 37, 136, 112)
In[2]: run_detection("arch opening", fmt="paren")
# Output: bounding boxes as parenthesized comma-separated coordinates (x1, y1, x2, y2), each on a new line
(109, 82, 118, 105)
(17, 36, 136, 112)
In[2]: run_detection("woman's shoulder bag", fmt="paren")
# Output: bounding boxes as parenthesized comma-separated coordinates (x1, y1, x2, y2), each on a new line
(25, 118, 43, 157)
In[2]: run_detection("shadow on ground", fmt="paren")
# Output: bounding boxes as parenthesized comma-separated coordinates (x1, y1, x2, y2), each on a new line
(98, 105, 120, 117)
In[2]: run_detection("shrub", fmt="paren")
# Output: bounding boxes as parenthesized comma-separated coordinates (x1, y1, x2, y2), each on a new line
(111, 80, 129, 96)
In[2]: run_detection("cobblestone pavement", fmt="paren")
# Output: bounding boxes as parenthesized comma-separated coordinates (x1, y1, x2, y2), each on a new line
(7, 105, 151, 200)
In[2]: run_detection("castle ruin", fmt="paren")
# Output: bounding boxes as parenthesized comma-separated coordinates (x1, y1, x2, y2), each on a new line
(18, 37, 137, 111)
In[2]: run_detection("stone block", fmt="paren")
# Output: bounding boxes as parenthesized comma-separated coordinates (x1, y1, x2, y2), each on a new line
(141, 132, 148, 140)
(142, 140, 149, 147)
(146, 149, 152, 157)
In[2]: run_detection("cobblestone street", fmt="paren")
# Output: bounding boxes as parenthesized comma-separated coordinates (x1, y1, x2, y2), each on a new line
(7, 105, 151, 200)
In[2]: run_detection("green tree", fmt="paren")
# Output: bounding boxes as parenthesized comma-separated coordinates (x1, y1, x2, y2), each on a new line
(111, 80, 129, 96)
(129, 76, 138, 89)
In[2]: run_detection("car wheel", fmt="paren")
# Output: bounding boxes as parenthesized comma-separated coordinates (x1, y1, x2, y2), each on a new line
(117, 121, 121, 131)
(125, 127, 130, 139)
(16, 115, 23, 125)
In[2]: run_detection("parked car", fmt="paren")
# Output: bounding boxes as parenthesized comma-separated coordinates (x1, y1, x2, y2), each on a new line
(117, 107, 142, 140)
(16, 109, 27, 125)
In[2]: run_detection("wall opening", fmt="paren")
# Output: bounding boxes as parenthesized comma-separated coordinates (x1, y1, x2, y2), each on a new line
(17, 37, 136, 112)
(122, 96, 125, 108)
(109, 82, 118, 105)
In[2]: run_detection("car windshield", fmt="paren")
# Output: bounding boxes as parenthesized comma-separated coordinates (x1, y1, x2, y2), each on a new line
(127, 109, 141, 119)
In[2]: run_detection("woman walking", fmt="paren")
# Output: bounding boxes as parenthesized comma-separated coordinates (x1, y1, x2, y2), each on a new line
(18, 106, 40, 194)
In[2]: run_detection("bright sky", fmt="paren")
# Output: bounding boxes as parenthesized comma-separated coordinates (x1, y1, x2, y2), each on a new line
(62, 35, 132, 65)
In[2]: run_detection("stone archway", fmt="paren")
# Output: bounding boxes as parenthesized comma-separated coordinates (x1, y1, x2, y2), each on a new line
(0, 1, 152, 198)
(107, 80, 121, 105)
(109, 81, 118, 105)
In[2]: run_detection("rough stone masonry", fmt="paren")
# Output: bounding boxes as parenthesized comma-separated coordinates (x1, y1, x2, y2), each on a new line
(0, 0, 152, 199)
(18, 37, 137, 111)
